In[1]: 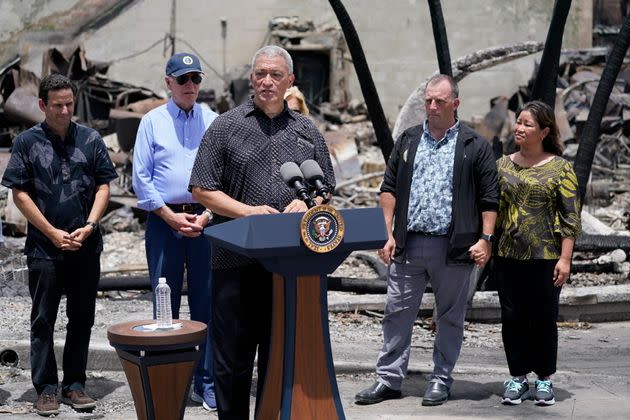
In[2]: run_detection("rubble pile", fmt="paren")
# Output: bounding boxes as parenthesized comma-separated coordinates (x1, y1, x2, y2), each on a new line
(2, 39, 630, 295)
(0, 44, 163, 144)
(327, 118, 385, 209)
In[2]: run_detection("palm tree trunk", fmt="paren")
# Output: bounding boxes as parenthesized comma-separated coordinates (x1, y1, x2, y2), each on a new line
(574, 13, 630, 204)
(328, 0, 394, 161)
(427, 0, 452, 76)
(531, 0, 572, 108)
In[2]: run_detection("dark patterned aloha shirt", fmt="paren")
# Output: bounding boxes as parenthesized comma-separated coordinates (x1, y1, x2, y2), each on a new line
(189, 98, 335, 269)
(496, 156, 581, 260)
(407, 120, 459, 235)
(1, 121, 117, 259)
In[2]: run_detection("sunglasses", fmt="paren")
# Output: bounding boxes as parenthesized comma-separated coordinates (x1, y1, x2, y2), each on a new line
(174, 73, 202, 85)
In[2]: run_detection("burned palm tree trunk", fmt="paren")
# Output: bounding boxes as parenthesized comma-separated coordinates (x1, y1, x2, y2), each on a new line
(328, 0, 394, 161)
(574, 13, 630, 203)
(428, 0, 452, 76)
(531, 0, 572, 108)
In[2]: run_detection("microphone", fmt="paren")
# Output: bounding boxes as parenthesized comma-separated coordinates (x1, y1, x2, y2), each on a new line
(279, 162, 316, 208)
(299, 159, 331, 204)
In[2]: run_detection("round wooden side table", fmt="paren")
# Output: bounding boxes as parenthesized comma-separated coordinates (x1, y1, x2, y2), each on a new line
(107, 319, 207, 420)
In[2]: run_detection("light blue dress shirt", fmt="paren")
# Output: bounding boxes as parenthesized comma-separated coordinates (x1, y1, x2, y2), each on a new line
(133, 99, 217, 211)
(407, 120, 459, 235)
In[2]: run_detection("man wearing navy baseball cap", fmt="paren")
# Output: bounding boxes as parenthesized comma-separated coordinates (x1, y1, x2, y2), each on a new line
(166, 52, 203, 77)
(133, 52, 218, 411)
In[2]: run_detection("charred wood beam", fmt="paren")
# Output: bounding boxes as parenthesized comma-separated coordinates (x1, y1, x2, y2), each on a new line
(531, 0, 572, 108)
(327, 253, 387, 293)
(575, 13, 630, 204)
(451, 42, 544, 77)
(571, 261, 616, 274)
(355, 253, 388, 278)
(427, 0, 452, 76)
(99, 254, 391, 294)
(98, 275, 151, 291)
(99, 273, 392, 294)
(327, 276, 386, 294)
(327, 0, 394, 161)
(574, 234, 630, 253)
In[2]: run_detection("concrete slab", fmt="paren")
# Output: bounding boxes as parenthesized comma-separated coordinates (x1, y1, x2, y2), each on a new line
(2, 293, 630, 418)
(1, 368, 630, 419)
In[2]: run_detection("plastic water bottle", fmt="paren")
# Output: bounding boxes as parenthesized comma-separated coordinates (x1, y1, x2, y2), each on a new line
(155, 277, 172, 329)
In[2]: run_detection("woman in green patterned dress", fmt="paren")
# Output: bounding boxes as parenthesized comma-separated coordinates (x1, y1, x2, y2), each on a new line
(495, 101, 581, 407)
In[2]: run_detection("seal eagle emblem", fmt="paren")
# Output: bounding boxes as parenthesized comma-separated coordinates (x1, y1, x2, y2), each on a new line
(300, 204, 345, 253)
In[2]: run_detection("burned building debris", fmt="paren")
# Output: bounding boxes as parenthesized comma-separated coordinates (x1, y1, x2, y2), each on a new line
(267, 16, 350, 109)
(0, 3, 629, 294)
(0, 43, 165, 180)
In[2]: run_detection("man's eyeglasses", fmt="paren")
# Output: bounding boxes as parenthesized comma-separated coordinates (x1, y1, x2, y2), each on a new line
(174, 73, 202, 85)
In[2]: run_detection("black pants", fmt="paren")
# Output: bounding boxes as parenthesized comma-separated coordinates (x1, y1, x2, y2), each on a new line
(495, 257, 561, 378)
(213, 263, 272, 420)
(28, 253, 100, 395)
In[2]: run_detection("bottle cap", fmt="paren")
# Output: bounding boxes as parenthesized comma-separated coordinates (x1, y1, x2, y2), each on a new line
(158, 277, 166, 284)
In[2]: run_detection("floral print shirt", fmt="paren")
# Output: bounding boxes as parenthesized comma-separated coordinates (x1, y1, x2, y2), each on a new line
(407, 120, 459, 235)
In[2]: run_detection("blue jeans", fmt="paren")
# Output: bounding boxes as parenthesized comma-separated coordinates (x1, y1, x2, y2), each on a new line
(145, 213, 213, 393)
(28, 253, 100, 395)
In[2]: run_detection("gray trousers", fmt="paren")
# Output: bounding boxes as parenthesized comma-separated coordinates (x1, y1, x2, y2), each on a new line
(376, 234, 473, 390)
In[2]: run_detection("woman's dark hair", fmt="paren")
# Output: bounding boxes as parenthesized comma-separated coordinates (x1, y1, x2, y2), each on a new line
(38, 74, 77, 104)
(516, 100, 563, 156)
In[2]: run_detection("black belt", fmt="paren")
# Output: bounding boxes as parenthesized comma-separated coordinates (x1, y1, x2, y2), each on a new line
(165, 203, 204, 214)
(409, 230, 448, 238)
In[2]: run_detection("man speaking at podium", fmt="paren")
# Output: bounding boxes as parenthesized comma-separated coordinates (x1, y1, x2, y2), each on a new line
(189, 45, 335, 419)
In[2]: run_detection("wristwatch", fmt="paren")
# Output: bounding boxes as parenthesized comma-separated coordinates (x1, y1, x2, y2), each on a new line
(86, 221, 98, 231)
(202, 209, 213, 222)
(480, 233, 495, 243)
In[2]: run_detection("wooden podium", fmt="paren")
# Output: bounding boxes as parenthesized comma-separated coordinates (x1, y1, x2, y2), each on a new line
(205, 207, 387, 419)
(107, 319, 207, 420)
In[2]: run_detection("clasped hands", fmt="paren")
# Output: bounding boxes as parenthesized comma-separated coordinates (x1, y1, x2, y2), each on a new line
(52, 225, 94, 251)
(170, 212, 212, 237)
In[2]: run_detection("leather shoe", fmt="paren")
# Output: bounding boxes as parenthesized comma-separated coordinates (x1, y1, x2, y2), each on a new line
(34, 393, 59, 416)
(355, 381, 402, 404)
(61, 389, 96, 410)
(422, 382, 450, 406)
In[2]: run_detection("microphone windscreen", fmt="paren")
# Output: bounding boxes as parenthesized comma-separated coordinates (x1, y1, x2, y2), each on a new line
(279, 162, 303, 185)
(299, 159, 324, 182)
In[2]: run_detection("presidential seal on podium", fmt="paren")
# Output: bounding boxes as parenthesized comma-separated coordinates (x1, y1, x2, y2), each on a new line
(300, 204, 345, 253)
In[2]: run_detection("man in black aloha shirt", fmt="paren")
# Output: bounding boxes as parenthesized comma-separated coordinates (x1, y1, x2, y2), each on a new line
(190, 45, 335, 419)
(1, 74, 117, 416)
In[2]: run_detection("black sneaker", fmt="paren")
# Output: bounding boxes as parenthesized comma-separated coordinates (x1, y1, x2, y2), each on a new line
(501, 378, 530, 405)
(534, 379, 555, 405)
